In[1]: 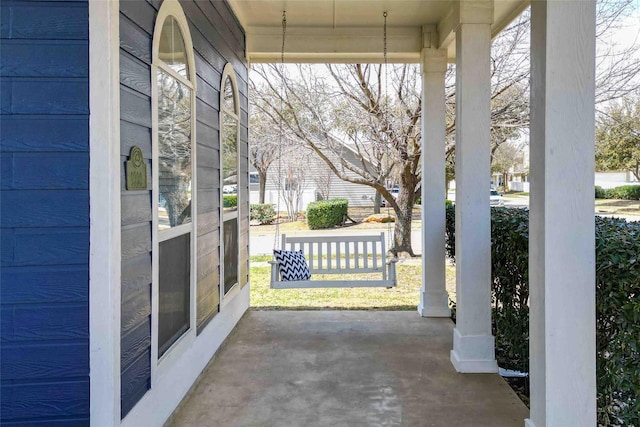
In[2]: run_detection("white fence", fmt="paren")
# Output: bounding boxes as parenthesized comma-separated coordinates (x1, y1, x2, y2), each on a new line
(509, 181, 530, 192)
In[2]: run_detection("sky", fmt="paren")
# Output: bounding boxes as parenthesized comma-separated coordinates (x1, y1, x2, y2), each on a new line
(608, 0, 640, 49)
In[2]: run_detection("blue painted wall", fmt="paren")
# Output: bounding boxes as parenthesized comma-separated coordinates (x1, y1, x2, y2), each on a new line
(0, 0, 90, 426)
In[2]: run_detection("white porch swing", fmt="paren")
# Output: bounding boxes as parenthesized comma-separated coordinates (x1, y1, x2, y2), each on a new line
(268, 11, 398, 290)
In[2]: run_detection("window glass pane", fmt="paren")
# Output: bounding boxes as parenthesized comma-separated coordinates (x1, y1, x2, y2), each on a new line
(221, 68, 240, 296)
(158, 233, 191, 357)
(223, 217, 238, 294)
(159, 16, 189, 78)
(158, 69, 192, 230)
(222, 112, 238, 214)
(222, 76, 235, 112)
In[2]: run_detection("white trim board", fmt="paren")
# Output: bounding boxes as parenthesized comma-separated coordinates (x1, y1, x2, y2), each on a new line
(89, 0, 122, 424)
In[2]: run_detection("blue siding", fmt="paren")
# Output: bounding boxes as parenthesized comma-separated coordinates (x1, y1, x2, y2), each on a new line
(0, 0, 90, 426)
(0, 116, 88, 152)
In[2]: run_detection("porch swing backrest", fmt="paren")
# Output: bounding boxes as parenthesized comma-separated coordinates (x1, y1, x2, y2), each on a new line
(269, 232, 397, 289)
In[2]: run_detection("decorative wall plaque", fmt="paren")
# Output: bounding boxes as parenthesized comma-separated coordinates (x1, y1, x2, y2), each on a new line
(126, 146, 147, 190)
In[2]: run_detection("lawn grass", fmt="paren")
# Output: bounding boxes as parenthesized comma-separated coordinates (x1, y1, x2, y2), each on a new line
(250, 262, 456, 310)
(595, 198, 640, 216)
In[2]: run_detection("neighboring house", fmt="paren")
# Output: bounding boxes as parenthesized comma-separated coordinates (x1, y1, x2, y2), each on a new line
(252, 143, 378, 210)
(498, 146, 640, 193)
(0, 1, 601, 426)
(490, 143, 530, 192)
(595, 170, 640, 188)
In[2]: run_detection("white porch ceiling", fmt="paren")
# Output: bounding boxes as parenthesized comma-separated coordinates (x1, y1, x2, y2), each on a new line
(226, 0, 529, 63)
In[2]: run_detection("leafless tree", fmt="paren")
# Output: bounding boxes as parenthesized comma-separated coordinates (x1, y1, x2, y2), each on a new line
(250, 0, 640, 256)
(249, 109, 279, 203)
(313, 168, 333, 201)
(252, 63, 420, 255)
(445, 1, 640, 169)
(270, 145, 311, 221)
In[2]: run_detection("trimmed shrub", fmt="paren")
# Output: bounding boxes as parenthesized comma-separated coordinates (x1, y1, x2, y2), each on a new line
(223, 195, 237, 208)
(445, 202, 456, 260)
(250, 204, 275, 225)
(595, 185, 609, 199)
(445, 206, 640, 426)
(489, 208, 530, 375)
(595, 217, 640, 426)
(609, 185, 640, 200)
(596, 184, 640, 200)
(306, 198, 348, 229)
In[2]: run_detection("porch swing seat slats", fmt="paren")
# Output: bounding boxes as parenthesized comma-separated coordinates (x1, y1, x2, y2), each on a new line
(269, 232, 397, 289)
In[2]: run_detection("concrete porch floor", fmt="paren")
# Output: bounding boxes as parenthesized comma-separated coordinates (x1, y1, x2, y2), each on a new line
(168, 311, 529, 427)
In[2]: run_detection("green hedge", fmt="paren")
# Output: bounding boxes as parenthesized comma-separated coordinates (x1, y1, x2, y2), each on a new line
(250, 203, 275, 225)
(223, 195, 237, 208)
(306, 198, 348, 229)
(596, 185, 609, 199)
(445, 200, 455, 258)
(595, 184, 640, 200)
(595, 217, 640, 426)
(445, 204, 640, 426)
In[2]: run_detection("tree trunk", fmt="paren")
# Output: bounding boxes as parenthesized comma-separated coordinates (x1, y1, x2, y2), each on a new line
(392, 206, 414, 256)
(258, 170, 267, 204)
(391, 170, 418, 257)
(374, 191, 381, 214)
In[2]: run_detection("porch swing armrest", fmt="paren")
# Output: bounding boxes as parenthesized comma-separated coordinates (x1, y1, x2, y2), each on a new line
(268, 260, 280, 284)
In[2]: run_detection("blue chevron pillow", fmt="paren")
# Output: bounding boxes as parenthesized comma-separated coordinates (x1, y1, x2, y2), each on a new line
(273, 249, 311, 281)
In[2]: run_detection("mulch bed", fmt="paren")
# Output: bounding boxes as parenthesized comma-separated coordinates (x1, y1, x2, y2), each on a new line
(504, 377, 530, 408)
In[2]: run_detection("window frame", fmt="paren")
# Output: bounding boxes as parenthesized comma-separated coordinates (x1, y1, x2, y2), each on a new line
(219, 63, 241, 307)
(150, 0, 197, 377)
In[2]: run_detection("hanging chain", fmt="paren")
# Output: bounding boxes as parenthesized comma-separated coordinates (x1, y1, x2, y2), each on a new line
(383, 11, 388, 65)
(382, 11, 393, 249)
(274, 10, 287, 251)
(281, 10, 287, 65)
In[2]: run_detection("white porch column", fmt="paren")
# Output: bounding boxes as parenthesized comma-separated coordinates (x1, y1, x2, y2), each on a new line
(418, 26, 450, 318)
(450, 0, 498, 373)
(527, 1, 596, 426)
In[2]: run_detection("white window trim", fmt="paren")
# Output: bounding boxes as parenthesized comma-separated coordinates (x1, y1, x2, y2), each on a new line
(150, 0, 198, 382)
(89, 0, 121, 424)
(220, 63, 242, 307)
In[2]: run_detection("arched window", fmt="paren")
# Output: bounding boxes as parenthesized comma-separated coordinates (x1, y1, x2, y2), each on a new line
(220, 64, 240, 299)
(152, 0, 196, 359)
